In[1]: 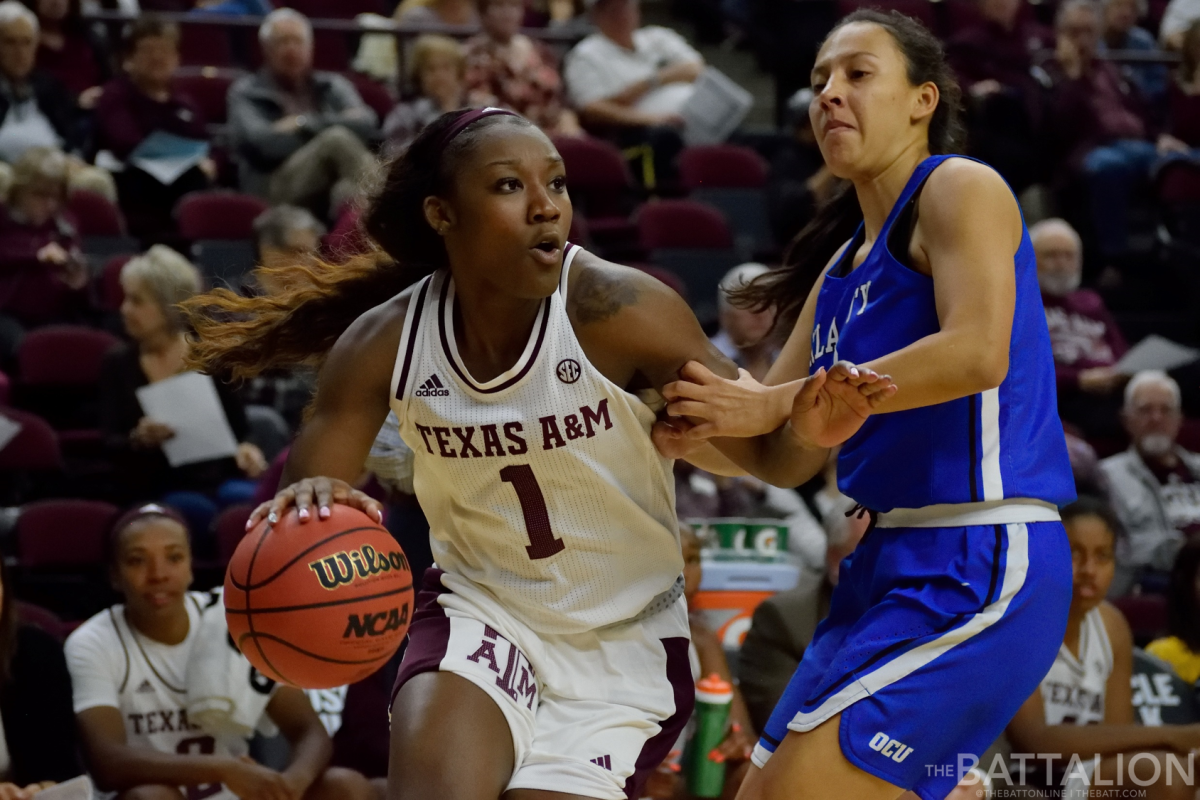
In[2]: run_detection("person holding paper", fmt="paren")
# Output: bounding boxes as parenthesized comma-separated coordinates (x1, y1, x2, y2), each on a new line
(1100, 371, 1200, 596)
(94, 16, 213, 241)
(99, 246, 267, 540)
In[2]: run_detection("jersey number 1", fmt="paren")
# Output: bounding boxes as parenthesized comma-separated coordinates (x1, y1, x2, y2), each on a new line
(500, 464, 565, 560)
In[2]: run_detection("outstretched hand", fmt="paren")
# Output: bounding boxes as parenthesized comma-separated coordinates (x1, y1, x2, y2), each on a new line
(789, 362, 897, 449)
(246, 476, 384, 530)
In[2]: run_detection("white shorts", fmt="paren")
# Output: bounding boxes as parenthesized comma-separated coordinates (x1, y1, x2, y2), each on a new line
(391, 569, 694, 800)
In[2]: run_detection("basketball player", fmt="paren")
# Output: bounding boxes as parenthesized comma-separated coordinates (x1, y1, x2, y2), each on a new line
(651, 11, 1078, 800)
(1006, 499, 1200, 799)
(64, 504, 374, 800)
(183, 108, 895, 800)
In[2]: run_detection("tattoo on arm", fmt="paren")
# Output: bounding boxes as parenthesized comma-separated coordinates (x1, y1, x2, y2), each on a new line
(570, 264, 640, 324)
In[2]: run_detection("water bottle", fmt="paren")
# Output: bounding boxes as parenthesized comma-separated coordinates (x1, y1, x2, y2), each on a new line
(686, 674, 734, 798)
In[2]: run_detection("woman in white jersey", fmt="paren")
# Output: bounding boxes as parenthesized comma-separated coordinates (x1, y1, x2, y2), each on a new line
(1007, 498, 1200, 798)
(184, 108, 894, 800)
(65, 504, 375, 800)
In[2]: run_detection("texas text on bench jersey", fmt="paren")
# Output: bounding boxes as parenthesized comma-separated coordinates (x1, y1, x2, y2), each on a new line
(388, 244, 682, 635)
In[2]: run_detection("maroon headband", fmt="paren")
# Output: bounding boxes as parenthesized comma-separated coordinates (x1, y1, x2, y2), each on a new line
(111, 502, 190, 542)
(435, 107, 521, 150)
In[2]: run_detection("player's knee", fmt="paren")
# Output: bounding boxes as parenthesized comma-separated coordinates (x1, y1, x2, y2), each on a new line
(306, 767, 375, 800)
(116, 786, 185, 800)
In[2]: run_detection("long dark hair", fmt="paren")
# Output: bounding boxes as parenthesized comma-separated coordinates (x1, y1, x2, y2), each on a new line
(1166, 539, 1200, 653)
(734, 9, 965, 326)
(184, 111, 535, 379)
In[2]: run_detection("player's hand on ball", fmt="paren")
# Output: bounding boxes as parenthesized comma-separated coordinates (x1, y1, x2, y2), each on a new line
(222, 757, 297, 800)
(247, 476, 384, 530)
(663, 362, 787, 440)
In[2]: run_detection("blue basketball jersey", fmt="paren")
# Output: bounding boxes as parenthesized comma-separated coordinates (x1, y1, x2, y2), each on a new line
(809, 155, 1075, 514)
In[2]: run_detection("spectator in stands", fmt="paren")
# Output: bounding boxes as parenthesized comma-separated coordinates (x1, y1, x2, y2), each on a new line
(0, 146, 87, 363)
(383, 34, 470, 154)
(99, 247, 267, 537)
(563, 0, 705, 187)
(737, 495, 867, 733)
(1161, 0, 1200, 48)
(228, 9, 377, 215)
(1045, 0, 1167, 261)
(31, 0, 108, 102)
(1006, 498, 1200, 796)
(946, 0, 1051, 191)
(1164, 21, 1200, 150)
(1100, 371, 1200, 596)
(0, 1, 82, 159)
(1146, 540, 1200, 683)
(94, 16, 213, 241)
(0, 553, 83, 795)
(1101, 0, 1168, 104)
(66, 504, 376, 800)
(1032, 218, 1129, 439)
(394, 0, 479, 26)
(711, 263, 779, 382)
(464, 0, 582, 136)
(253, 203, 324, 271)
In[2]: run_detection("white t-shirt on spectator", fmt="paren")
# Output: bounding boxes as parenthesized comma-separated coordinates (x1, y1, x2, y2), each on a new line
(65, 593, 247, 800)
(1160, 0, 1200, 43)
(564, 26, 702, 116)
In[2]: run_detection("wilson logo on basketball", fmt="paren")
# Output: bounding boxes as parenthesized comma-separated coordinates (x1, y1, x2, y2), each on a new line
(343, 605, 409, 638)
(308, 544, 410, 591)
(556, 359, 581, 384)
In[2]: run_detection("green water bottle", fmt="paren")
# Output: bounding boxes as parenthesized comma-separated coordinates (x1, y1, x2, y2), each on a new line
(686, 674, 734, 798)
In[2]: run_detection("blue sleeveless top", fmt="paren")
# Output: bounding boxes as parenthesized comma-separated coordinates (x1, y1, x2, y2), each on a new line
(809, 155, 1075, 514)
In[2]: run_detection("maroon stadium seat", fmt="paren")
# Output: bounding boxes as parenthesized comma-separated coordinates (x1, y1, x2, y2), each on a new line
(99, 254, 134, 312)
(67, 190, 126, 237)
(176, 191, 271, 241)
(1114, 594, 1169, 644)
(216, 502, 255, 565)
(16, 499, 120, 568)
(173, 67, 242, 126)
(343, 71, 396, 121)
(16, 601, 70, 641)
(0, 407, 61, 472)
(17, 326, 120, 387)
(637, 200, 733, 250)
(0, 369, 8, 406)
(678, 145, 769, 190)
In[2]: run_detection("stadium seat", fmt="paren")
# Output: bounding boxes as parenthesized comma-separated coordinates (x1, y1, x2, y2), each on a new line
(177, 191, 271, 285)
(16, 499, 120, 568)
(0, 406, 61, 474)
(14, 326, 121, 435)
(637, 200, 739, 325)
(16, 601, 71, 641)
(343, 71, 396, 121)
(1113, 594, 1168, 646)
(216, 502, 254, 566)
(179, 22, 235, 68)
(173, 67, 243, 127)
(679, 145, 775, 257)
(551, 135, 641, 255)
(98, 254, 134, 313)
(0, 369, 8, 406)
(67, 190, 138, 262)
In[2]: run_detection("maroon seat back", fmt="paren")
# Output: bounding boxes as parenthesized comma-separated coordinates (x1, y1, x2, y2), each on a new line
(343, 71, 396, 121)
(100, 254, 134, 312)
(18, 326, 121, 387)
(552, 135, 636, 219)
(16, 499, 121, 568)
(1113, 594, 1169, 643)
(679, 145, 769, 190)
(16, 601, 69, 641)
(0, 407, 61, 471)
(0, 369, 8, 406)
(177, 191, 271, 240)
(173, 68, 241, 126)
(637, 200, 733, 250)
(67, 190, 126, 236)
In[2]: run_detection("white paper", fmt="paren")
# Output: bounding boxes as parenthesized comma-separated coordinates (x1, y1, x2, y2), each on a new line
(1114, 334, 1200, 375)
(0, 411, 20, 453)
(135, 371, 238, 467)
(34, 776, 93, 800)
(129, 131, 210, 186)
(680, 67, 754, 146)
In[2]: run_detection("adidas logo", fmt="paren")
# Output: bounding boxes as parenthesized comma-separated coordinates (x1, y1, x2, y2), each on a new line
(589, 755, 612, 771)
(135, 679, 155, 694)
(415, 374, 450, 398)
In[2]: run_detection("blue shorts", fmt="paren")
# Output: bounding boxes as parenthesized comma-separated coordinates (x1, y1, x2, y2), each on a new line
(752, 521, 1072, 800)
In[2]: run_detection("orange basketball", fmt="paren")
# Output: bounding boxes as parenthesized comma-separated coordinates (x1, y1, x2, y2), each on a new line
(225, 505, 413, 689)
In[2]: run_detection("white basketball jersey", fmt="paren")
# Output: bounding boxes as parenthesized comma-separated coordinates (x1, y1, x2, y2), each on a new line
(389, 245, 682, 634)
(1040, 606, 1113, 726)
(66, 593, 253, 800)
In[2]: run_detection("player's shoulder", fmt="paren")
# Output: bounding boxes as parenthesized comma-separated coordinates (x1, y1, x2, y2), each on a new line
(1097, 600, 1134, 651)
(920, 157, 1015, 212)
(566, 249, 684, 326)
(65, 606, 124, 655)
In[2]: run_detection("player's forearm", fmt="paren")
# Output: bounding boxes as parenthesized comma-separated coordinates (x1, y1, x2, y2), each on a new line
(283, 724, 332, 792)
(711, 426, 828, 488)
(580, 100, 656, 128)
(860, 329, 1009, 414)
(680, 443, 747, 477)
(86, 747, 235, 792)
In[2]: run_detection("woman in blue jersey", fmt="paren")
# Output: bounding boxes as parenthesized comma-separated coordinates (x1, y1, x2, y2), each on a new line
(655, 10, 1076, 800)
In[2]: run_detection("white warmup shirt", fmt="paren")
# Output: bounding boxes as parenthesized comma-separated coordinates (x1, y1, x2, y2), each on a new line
(563, 27, 702, 116)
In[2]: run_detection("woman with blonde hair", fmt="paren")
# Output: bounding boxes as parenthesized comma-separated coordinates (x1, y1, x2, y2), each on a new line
(0, 146, 89, 364)
(99, 245, 267, 541)
(383, 34, 474, 153)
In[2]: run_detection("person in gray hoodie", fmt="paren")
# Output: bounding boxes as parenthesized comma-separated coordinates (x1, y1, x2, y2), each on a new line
(1100, 370, 1200, 596)
(227, 8, 378, 213)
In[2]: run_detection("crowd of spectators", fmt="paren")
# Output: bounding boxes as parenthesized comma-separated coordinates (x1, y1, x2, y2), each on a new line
(0, 0, 1198, 797)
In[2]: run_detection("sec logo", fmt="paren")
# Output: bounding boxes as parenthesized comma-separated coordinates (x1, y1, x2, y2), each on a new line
(556, 359, 581, 384)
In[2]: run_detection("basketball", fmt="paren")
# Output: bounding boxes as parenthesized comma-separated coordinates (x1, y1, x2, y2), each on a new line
(224, 505, 413, 689)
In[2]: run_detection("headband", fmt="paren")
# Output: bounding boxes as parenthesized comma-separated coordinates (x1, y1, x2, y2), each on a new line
(111, 502, 190, 542)
(434, 107, 521, 150)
